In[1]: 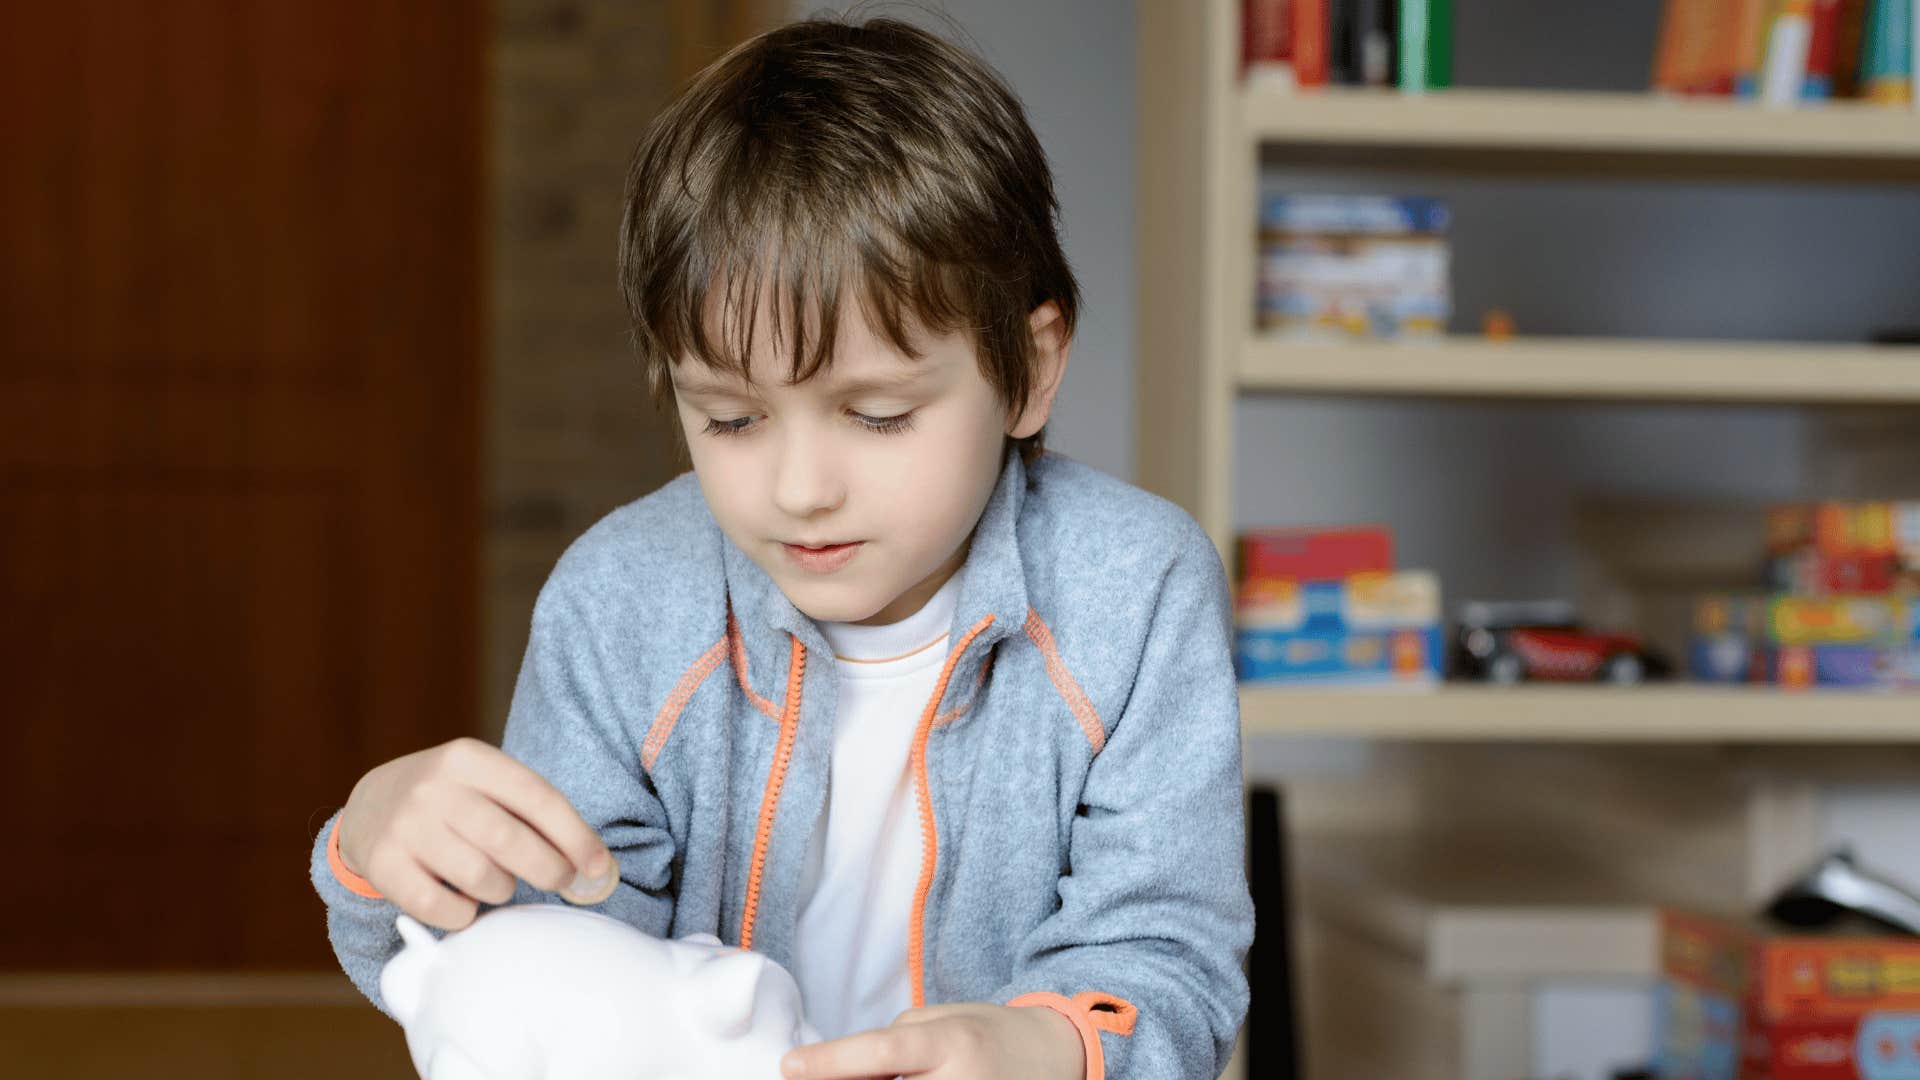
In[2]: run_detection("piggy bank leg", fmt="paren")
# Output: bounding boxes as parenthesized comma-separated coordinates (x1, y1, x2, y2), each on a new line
(426, 1044, 497, 1080)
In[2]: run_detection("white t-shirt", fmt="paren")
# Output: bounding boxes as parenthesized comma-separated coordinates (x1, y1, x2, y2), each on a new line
(789, 572, 963, 1042)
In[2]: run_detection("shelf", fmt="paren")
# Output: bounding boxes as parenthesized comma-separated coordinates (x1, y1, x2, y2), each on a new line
(1244, 87, 1920, 161)
(1238, 336, 1920, 403)
(1300, 845, 1663, 981)
(1241, 684, 1920, 742)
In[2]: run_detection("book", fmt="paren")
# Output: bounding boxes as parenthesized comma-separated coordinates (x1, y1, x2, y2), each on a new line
(1861, 0, 1916, 102)
(1345, 0, 1396, 86)
(1328, 0, 1354, 83)
(1803, 0, 1844, 96)
(1733, 0, 1782, 94)
(1760, 0, 1815, 104)
(1398, 0, 1430, 92)
(1294, 0, 1330, 87)
(1244, 0, 1297, 87)
(1425, 0, 1453, 88)
(1833, 0, 1872, 94)
(1655, 0, 1743, 93)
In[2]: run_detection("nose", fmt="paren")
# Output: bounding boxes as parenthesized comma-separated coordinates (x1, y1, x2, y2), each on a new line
(771, 421, 846, 521)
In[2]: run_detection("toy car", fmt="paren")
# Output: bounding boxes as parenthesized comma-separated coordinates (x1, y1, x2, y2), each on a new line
(1451, 600, 1669, 685)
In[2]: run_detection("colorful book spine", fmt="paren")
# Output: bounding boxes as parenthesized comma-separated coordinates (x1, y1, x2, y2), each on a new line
(1243, 0, 1296, 85)
(1654, 0, 1690, 90)
(1398, 0, 1430, 92)
(1833, 0, 1872, 94)
(1761, 0, 1815, 103)
(1803, 0, 1844, 96)
(1348, 0, 1395, 86)
(1294, 0, 1330, 87)
(1328, 0, 1354, 83)
(1733, 0, 1782, 94)
(1861, 0, 1916, 102)
(1703, 0, 1747, 91)
(1656, 0, 1745, 93)
(1425, 0, 1452, 88)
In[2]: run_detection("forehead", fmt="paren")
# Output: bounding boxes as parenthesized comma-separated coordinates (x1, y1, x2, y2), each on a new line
(675, 287, 955, 393)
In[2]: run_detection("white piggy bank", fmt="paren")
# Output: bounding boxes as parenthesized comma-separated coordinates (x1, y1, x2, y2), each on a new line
(380, 904, 820, 1080)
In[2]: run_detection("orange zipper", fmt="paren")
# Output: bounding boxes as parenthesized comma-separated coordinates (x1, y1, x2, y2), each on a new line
(738, 633, 807, 950)
(906, 614, 995, 1007)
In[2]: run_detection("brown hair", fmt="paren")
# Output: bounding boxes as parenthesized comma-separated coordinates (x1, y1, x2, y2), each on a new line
(618, 15, 1079, 466)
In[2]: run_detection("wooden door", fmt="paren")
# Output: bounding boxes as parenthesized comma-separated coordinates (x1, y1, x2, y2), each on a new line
(0, 2, 483, 970)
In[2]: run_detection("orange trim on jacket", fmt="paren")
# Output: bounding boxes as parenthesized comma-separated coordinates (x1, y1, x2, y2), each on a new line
(728, 609, 784, 722)
(327, 816, 385, 900)
(737, 634, 808, 951)
(906, 613, 996, 1007)
(643, 634, 729, 770)
(1007, 989, 1139, 1080)
(1024, 608, 1105, 753)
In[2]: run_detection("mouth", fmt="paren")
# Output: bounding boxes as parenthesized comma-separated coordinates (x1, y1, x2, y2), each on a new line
(780, 540, 864, 574)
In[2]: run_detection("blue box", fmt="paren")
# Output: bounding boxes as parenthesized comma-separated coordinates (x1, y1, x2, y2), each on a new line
(1235, 571, 1444, 686)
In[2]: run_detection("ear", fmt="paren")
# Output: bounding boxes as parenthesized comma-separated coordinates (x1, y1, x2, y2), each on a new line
(1007, 301, 1071, 440)
(685, 949, 768, 1040)
(380, 915, 441, 1025)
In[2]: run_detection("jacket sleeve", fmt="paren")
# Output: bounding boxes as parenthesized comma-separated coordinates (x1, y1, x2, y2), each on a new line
(309, 565, 679, 1017)
(995, 522, 1254, 1080)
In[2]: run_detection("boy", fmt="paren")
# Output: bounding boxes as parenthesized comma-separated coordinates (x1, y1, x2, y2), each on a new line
(311, 16, 1252, 1080)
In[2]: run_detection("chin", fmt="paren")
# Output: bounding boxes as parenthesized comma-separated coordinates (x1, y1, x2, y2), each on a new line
(780, 585, 878, 625)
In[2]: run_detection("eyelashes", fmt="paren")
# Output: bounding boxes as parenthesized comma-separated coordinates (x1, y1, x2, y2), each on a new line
(701, 411, 918, 438)
(851, 411, 916, 436)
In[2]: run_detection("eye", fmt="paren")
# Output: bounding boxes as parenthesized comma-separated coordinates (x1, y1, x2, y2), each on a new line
(702, 416, 756, 437)
(851, 410, 916, 435)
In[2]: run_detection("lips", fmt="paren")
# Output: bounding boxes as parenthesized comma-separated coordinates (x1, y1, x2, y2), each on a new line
(781, 540, 864, 574)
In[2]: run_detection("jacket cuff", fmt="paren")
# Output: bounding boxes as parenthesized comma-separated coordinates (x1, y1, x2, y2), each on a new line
(327, 815, 385, 899)
(1006, 990, 1138, 1080)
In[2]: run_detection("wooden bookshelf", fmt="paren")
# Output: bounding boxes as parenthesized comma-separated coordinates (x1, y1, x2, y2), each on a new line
(1240, 336, 1920, 403)
(1242, 684, 1920, 742)
(1136, 8, 1920, 1073)
(1243, 86, 1920, 161)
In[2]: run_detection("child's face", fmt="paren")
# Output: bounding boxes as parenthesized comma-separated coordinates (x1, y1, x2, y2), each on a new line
(672, 297, 1065, 627)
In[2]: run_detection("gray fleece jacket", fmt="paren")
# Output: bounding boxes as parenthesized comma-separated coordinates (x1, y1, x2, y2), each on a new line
(309, 450, 1253, 1079)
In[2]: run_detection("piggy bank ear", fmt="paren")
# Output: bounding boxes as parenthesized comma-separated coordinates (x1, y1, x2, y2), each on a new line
(380, 915, 440, 1025)
(685, 950, 768, 1040)
(677, 932, 724, 947)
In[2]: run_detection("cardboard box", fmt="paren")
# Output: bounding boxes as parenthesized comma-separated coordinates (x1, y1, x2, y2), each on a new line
(1257, 195, 1452, 342)
(1690, 597, 1920, 690)
(1236, 524, 1394, 584)
(1235, 570, 1443, 685)
(1692, 596, 1770, 684)
(1656, 909, 1920, 1080)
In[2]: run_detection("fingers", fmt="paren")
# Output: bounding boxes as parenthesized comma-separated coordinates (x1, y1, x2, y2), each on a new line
(442, 788, 573, 897)
(376, 850, 481, 932)
(416, 819, 517, 909)
(445, 739, 612, 880)
(783, 1024, 939, 1080)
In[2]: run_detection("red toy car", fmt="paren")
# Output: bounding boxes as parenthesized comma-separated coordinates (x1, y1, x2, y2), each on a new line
(1452, 600, 1668, 685)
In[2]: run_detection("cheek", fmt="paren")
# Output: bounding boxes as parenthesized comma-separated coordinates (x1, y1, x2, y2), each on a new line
(689, 446, 759, 531)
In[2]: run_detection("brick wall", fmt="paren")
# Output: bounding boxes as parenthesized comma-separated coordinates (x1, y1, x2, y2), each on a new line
(491, 0, 682, 736)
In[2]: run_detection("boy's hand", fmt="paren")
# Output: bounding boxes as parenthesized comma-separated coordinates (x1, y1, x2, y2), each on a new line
(335, 737, 616, 930)
(780, 1003, 1083, 1080)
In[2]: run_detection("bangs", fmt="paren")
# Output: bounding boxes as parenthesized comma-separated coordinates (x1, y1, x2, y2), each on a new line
(642, 193, 979, 397)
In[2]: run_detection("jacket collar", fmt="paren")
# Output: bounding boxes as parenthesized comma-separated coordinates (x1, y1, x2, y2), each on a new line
(717, 448, 1033, 685)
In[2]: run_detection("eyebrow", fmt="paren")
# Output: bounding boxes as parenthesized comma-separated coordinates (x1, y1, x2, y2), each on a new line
(671, 368, 928, 398)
